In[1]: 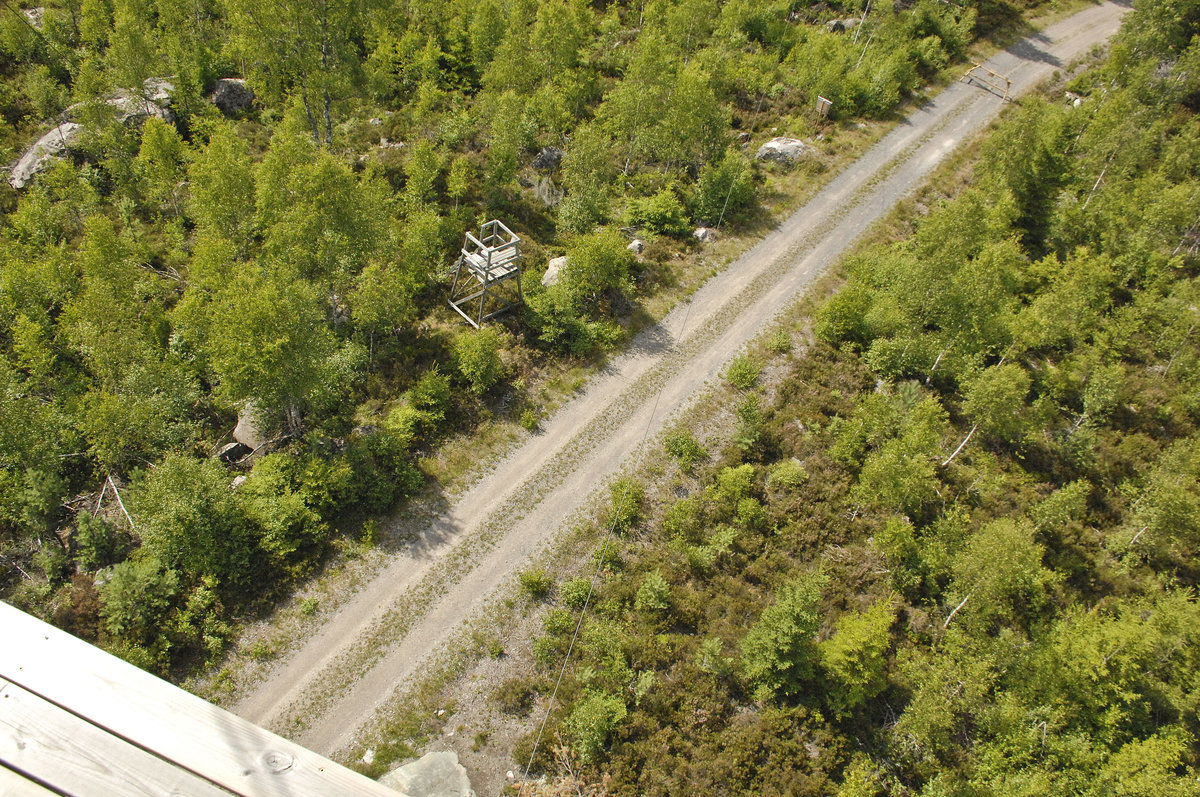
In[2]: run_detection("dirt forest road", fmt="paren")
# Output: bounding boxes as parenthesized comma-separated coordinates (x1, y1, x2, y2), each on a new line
(234, 1, 1129, 758)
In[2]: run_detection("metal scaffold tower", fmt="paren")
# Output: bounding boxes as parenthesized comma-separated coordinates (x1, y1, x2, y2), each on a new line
(448, 219, 523, 328)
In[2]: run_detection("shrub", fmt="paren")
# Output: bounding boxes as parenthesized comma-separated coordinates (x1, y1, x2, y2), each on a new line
(563, 689, 627, 763)
(665, 431, 707, 470)
(74, 513, 121, 572)
(494, 677, 537, 715)
(608, 479, 645, 533)
(767, 329, 793, 354)
(129, 453, 257, 588)
(520, 407, 542, 431)
(692, 150, 757, 227)
(767, 459, 809, 490)
(99, 556, 179, 666)
(740, 570, 828, 701)
(626, 189, 690, 237)
(725, 355, 761, 390)
(634, 570, 671, 613)
(453, 327, 507, 395)
(561, 577, 593, 609)
(563, 228, 635, 304)
(518, 568, 554, 600)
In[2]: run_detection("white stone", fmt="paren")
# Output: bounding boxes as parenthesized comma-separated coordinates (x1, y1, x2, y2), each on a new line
(693, 227, 718, 244)
(10, 122, 82, 189)
(233, 404, 266, 450)
(542, 255, 568, 287)
(378, 751, 476, 797)
(362, 749, 376, 765)
(627, 239, 645, 255)
(756, 137, 813, 165)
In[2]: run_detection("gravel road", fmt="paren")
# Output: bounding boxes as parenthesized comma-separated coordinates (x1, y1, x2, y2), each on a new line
(233, 0, 1129, 757)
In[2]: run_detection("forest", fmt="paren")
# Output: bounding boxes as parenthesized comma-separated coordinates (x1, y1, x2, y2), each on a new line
(489, 2, 1200, 792)
(0, 0, 994, 673)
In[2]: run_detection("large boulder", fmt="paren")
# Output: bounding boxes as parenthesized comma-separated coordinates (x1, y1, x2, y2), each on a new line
(109, 78, 175, 123)
(211, 78, 255, 115)
(627, 238, 646, 255)
(378, 751, 475, 797)
(542, 255, 568, 287)
(756, 137, 813, 165)
(532, 146, 564, 172)
(826, 17, 859, 32)
(23, 7, 44, 29)
(10, 122, 82, 189)
(693, 227, 718, 244)
(65, 77, 175, 125)
(233, 405, 267, 451)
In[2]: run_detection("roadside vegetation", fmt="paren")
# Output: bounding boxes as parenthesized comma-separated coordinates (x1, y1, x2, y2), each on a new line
(487, 5, 1200, 792)
(0, 0, 1020, 676)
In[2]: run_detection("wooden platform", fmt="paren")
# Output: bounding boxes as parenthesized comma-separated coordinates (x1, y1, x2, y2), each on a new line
(0, 601, 403, 796)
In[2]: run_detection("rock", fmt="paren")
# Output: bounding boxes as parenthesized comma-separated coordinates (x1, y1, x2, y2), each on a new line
(210, 78, 255, 115)
(736, 131, 751, 145)
(378, 751, 475, 797)
(10, 122, 82, 189)
(229, 474, 248, 490)
(826, 17, 859, 32)
(109, 78, 175, 123)
(23, 7, 44, 28)
(233, 405, 266, 451)
(627, 239, 645, 255)
(542, 255, 568, 287)
(368, 117, 383, 126)
(693, 227, 718, 244)
(532, 146, 564, 172)
(65, 78, 175, 125)
(533, 176, 563, 208)
(755, 137, 813, 165)
(362, 749, 376, 765)
(215, 441, 251, 463)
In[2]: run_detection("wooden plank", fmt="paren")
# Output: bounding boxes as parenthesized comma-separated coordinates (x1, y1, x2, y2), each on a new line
(0, 677, 233, 796)
(0, 602, 402, 797)
(0, 763, 59, 797)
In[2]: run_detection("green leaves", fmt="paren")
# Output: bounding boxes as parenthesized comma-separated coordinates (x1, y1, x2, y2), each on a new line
(819, 596, 896, 717)
(129, 453, 256, 587)
(563, 689, 627, 763)
(740, 569, 827, 701)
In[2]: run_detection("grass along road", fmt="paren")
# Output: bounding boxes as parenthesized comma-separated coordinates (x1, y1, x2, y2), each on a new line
(231, 0, 1129, 758)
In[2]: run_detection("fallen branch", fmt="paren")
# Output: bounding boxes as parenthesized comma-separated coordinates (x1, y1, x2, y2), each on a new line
(107, 474, 135, 531)
(943, 594, 971, 628)
(942, 424, 977, 467)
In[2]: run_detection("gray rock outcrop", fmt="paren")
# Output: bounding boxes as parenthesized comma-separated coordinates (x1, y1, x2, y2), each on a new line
(532, 146, 564, 172)
(105, 78, 175, 123)
(211, 78, 255, 115)
(11, 78, 175, 189)
(378, 751, 475, 797)
(693, 227, 718, 244)
(23, 7, 44, 28)
(9, 122, 81, 189)
(627, 239, 645, 255)
(542, 255, 568, 287)
(756, 137, 813, 165)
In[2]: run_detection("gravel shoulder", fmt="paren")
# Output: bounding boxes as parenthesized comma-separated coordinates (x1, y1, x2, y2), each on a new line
(231, 1, 1129, 758)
